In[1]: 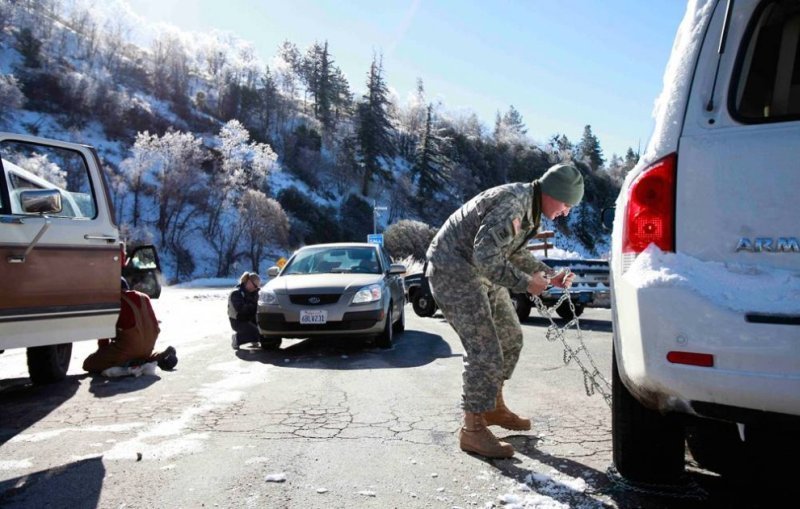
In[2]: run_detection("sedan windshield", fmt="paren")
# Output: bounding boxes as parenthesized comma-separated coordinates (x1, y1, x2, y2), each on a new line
(282, 247, 382, 275)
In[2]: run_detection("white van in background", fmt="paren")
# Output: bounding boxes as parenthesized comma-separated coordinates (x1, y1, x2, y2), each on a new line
(608, 0, 800, 484)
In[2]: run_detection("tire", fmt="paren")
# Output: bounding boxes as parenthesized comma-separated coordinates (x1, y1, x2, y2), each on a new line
(612, 349, 685, 483)
(27, 343, 72, 384)
(260, 336, 282, 350)
(412, 293, 436, 317)
(686, 420, 745, 475)
(555, 301, 584, 320)
(510, 293, 531, 322)
(376, 307, 393, 349)
(393, 302, 405, 333)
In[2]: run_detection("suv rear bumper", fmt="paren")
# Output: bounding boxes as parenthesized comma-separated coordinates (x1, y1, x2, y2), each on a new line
(615, 281, 800, 418)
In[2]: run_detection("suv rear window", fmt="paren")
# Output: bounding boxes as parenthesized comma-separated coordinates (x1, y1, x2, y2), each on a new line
(733, 0, 800, 122)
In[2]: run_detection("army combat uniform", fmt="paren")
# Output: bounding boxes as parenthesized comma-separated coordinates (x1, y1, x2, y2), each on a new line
(426, 181, 552, 413)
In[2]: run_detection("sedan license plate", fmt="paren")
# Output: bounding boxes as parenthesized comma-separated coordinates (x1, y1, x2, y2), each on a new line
(300, 309, 327, 324)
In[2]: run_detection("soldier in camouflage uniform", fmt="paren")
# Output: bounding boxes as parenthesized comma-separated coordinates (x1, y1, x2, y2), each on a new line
(426, 163, 584, 458)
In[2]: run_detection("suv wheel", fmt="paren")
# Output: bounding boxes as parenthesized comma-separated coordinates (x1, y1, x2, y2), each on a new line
(27, 343, 72, 384)
(612, 349, 685, 483)
(412, 293, 436, 317)
(686, 420, 744, 475)
(376, 307, 393, 349)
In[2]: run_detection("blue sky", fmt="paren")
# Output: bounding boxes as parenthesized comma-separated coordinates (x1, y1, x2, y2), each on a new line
(123, 0, 688, 159)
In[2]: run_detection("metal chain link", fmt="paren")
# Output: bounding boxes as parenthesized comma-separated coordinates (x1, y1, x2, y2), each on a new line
(533, 275, 708, 501)
(531, 273, 612, 406)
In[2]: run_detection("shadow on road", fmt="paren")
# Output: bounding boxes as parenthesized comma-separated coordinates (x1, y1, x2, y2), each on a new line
(0, 375, 82, 446)
(484, 435, 794, 508)
(87, 373, 160, 398)
(237, 328, 460, 370)
(473, 435, 691, 508)
(0, 456, 104, 507)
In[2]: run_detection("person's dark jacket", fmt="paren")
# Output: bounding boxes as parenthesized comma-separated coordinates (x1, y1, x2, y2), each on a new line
(228, 284, 258, 323)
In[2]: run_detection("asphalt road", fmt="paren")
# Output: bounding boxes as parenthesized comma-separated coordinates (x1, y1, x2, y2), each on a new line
(0, 288, 790, 508)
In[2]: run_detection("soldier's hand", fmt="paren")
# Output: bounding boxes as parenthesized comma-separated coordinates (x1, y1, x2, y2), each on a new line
(550, 270, 575, 289)
(527, 271, 549, 295)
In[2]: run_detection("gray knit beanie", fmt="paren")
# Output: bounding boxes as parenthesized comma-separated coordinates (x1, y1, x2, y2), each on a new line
(538, 163, 584, 206)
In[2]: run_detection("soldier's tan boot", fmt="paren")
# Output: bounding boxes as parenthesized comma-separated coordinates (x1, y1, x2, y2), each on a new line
(483, 385, 532, 431)
(459, 412, 514, 458)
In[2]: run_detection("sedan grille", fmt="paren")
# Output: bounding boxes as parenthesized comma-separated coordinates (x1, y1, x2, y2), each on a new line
(288, 293, 341, 305)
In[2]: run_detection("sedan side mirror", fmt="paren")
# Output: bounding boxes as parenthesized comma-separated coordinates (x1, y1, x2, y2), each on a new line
(389, 264, 406, 275)
(267, 266, 280, 277)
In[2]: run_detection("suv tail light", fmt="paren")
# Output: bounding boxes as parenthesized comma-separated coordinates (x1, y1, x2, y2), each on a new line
(622, 153, 677, 255)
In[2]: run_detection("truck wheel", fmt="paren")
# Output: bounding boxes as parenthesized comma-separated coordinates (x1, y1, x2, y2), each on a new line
(376, 307, 393, 349)
(510, 293, 531, 322)
(556, 301, 584, 320)
(27, 343, 72, 384)
(612, 349, 685, 483)
(412, 293, 436, 317)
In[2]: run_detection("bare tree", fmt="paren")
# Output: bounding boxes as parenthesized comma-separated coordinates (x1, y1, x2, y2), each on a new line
(205, 121, 279, 276)
(102, 16, 132, 73)
(124, 131, 208, 250)
(238, 190, 289, 273)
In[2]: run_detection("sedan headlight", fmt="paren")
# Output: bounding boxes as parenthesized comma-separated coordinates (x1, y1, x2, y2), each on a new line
(259, 289, 278, 305)
(352, 284, 382, 304)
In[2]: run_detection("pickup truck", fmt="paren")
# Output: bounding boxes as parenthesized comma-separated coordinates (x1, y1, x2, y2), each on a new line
(405, 233, 610, 321)
(509, 257, 610, 321)
(0, 132, 161, 384)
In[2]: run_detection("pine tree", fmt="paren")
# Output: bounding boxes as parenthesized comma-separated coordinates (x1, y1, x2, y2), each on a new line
(356, 55, 395, 196)
(624, 147, 639, 168)
(412, 104, 450, 199)
(493, 105, 527, 144)
(578, 124, 605, 170)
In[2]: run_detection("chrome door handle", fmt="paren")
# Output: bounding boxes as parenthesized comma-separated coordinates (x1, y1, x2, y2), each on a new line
(84, 234, 118, 242)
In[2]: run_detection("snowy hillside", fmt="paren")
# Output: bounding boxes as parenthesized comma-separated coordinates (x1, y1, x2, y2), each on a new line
(0, 1, 617, 281)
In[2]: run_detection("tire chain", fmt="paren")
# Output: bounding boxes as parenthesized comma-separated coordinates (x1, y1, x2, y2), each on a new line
(605, 465, 709, 501)
(531, 282, 612, 406)
(533, 281, 708, 501)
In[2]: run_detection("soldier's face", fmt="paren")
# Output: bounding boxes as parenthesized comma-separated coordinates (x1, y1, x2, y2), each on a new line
(541, 194, 572, 220)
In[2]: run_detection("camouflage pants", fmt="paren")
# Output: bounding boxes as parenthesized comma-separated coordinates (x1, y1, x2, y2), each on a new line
(428, 262, 523, 413)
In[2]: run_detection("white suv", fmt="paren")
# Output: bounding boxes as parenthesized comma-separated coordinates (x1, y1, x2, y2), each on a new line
(609, 0, 800, 483)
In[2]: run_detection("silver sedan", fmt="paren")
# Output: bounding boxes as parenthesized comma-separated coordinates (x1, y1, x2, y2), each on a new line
(257, 243, 407, 348)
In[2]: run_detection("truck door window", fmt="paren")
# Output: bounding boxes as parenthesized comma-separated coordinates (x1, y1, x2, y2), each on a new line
(0, 140, 96, 218)
(733, 0, 800, 121)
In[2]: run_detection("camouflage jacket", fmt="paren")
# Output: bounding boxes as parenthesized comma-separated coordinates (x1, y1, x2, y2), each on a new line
(426, 181, 550, 294)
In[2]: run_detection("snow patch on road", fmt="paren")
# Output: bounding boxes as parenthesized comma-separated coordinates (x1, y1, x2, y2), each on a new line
(100, 361, 268, 460)
(0, 458, 33, 470)
(265, 472, 286, 482)
(10, 423, 146, 443)
(104, 432, 210, 460)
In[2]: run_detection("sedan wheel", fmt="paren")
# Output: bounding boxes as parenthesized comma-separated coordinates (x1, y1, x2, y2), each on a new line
(376, 307, 393, 349)
(393, 302, 405, 333)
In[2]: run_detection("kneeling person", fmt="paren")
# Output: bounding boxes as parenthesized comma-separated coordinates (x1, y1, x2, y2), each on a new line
(83, 278, 177, 373)
(228, 271, 280, 350)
